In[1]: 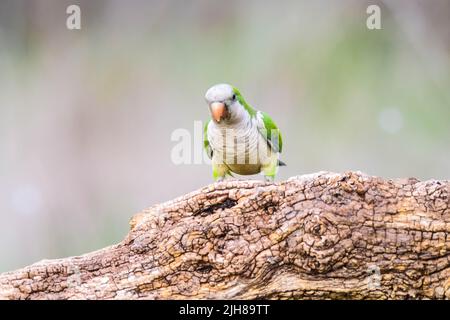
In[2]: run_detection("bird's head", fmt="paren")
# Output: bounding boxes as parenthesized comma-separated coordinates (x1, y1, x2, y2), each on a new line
(205, 84, 250, 124)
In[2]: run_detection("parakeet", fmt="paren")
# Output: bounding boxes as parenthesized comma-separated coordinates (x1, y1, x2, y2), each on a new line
(203, 83, 285, 182)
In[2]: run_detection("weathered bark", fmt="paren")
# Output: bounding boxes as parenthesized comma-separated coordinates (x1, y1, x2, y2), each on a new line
(0, 171, 449, 300)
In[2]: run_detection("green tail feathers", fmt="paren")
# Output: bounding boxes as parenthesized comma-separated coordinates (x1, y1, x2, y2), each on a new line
(278, 160, 287, 166)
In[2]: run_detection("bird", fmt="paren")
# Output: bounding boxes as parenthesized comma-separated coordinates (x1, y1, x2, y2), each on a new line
(203, 83, 285, 182)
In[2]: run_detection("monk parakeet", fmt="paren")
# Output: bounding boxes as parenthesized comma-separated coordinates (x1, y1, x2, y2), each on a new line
(204, 84, 285, 182)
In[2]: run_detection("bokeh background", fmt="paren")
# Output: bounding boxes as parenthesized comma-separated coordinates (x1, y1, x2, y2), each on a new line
(0, 0, 449, 272)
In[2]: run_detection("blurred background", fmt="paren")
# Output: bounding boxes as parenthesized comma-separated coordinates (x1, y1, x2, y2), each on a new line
(0, 0, 449, 272)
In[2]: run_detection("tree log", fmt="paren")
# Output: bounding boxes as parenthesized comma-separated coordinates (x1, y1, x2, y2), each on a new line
(0, 171, 449, 300)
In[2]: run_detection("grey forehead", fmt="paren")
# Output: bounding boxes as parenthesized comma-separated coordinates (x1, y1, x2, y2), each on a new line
(205, 84, 234, 102)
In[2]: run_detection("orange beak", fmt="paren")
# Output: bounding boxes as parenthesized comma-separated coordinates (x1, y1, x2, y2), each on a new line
(210, 102, 228, 123)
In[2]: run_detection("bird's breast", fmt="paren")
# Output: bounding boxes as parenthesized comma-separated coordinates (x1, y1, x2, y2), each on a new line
(208, 120, 272, 167)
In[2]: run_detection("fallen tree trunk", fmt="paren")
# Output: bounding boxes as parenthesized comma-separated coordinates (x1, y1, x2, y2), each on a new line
(0, 171, 448, 300)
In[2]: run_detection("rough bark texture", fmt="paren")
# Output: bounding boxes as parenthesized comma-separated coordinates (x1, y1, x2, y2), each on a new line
(0, 171, 449, 300)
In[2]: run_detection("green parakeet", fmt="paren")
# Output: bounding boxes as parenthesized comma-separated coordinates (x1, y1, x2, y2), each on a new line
(203, 84, 285, 181)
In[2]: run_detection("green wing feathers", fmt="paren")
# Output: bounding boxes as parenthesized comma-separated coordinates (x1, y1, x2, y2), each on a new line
(203, 120, 212, 159)
(259, 112, 283, 153)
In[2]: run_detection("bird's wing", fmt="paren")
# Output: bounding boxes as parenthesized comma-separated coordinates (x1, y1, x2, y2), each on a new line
(256, 111, 283, 153)
(203, 119, 213, 159)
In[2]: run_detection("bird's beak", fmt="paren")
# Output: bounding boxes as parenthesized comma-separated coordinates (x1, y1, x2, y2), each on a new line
(210, 102, 228, 123)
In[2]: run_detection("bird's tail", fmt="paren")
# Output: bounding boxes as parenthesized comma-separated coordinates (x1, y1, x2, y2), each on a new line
(278, 160, 287, 166)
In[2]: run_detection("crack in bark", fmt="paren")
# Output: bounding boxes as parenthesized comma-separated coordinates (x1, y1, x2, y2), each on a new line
(193, 198, 238, 216)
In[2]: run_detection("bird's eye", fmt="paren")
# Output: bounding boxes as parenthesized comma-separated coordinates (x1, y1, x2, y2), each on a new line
(232, 94, 236, 100)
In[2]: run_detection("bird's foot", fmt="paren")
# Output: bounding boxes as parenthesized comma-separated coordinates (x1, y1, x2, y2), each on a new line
(264, 175, 275, 183)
